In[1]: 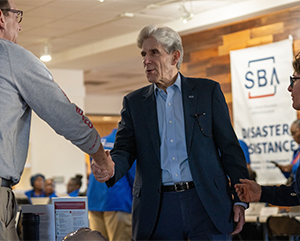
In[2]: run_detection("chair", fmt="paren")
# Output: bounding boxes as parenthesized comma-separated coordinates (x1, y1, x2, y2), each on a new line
(266, 216, 300, 241)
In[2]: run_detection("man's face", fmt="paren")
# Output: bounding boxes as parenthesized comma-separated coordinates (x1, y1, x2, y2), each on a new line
(141, 37, 177, 88)
(291, 123, 300, 144)
(45, 180, 55, 195)
(1, 0, 21, 43)
(67, 180, 77, 194)
(288, 71, 300, 110)
(33, 176, 45, 191)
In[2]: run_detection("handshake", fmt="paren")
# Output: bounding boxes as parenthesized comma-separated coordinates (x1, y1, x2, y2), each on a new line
(90, 146, 115, 183)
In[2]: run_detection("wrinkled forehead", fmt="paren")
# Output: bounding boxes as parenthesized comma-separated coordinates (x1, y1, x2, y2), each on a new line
(141, 37, 166, 52)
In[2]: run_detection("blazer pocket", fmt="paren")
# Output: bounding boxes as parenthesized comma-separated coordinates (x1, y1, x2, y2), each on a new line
(214, 175, 228, 190)
(132, 185, 141, 197)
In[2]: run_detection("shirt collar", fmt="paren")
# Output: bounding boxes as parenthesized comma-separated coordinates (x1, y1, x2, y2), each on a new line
(154, 73, 181, 96)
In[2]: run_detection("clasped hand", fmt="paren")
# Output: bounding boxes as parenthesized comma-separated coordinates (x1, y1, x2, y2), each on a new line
(91, 150, 115, 183)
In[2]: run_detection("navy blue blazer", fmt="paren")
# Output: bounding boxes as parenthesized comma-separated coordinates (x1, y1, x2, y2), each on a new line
(107, 73, 249, 240)
(260, 183, 300, 206)
(260, 164, 300, 206)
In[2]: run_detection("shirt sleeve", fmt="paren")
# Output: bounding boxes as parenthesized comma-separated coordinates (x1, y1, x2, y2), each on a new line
(10, 45, 101, 154)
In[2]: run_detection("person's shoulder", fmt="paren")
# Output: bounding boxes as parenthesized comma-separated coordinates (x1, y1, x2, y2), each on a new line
(24, 189, 33, 196)
(69, 189, 80, 197)
(0, 39, 41, 64)
(125, 84, 153, 99)
(0, 39, 27, 53)
(185, 76, 218, 86)
(182, 75, 220, 92)
(49, 192, 58, 198)
(25, 189, 33, 193)
(0, 38, 16, 48)
(0, 39, 20, 57)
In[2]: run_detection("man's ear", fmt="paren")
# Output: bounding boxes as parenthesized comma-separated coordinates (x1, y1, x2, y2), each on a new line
(172, 50, 180, 66)
(0, 10, 5, 28)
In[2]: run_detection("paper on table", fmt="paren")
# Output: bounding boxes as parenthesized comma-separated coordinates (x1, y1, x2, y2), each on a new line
(22, 204, 55, 241)
(52, 197, 89, 241)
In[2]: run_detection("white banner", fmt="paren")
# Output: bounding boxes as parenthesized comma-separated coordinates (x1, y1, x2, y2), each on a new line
(230, 39, 296, 185)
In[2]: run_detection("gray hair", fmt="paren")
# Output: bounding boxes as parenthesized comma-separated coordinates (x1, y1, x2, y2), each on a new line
(137, 25, 184, 70)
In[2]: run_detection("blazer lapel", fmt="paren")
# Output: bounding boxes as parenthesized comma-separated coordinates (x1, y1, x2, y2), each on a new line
(143, 84, 160, 161)
(181, 74, 197, 154)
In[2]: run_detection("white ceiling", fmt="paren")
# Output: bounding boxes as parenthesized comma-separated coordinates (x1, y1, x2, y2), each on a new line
(14, 0, 300, 97)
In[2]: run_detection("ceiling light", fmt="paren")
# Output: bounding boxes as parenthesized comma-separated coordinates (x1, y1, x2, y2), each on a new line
(40, 42, 52, 62)
(182, 12, 194, 24)
(146, 4, 159, 9)
(102, 116, 112, 121)
(120, 12, 134, 18)
(180, 1, 194, 24)
(98, 0, 104, 2)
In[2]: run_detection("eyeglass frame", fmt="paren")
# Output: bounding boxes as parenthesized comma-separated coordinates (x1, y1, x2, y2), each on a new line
(290, 76, 300, 88)
(1, 9, 23, 23)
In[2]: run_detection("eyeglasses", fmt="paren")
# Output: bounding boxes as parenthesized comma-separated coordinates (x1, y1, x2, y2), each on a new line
(1, 9, 23, 23)
(290, 76, 300, 88)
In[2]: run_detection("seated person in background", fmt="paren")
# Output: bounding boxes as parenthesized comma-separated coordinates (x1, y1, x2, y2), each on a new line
(239, 139, 257, 181)
(45, 178, 57, 198)
(67, 174, 83, 197)
(275, 119, 300, 184)
(25, 173, 46, 203)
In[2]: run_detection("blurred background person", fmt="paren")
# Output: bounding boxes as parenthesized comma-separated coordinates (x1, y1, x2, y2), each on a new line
(274, 119, 300, 185)
(239, 139, 257, 181)
(44, 178, 57, 198)
(67, 174, 83, 197)
(24, 173, 46, 203)
(88, 128, 135, 241)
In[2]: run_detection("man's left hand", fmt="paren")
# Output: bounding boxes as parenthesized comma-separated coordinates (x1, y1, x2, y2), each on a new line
(231, 204, 245, 235)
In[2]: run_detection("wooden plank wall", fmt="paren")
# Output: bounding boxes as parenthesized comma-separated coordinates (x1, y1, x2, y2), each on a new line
(87, 116, 120, 137)
(180, 5, 300, 121)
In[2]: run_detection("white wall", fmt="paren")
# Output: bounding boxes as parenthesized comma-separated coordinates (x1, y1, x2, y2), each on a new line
(85, 94, 123, 115)
(14, 69, 87, 195)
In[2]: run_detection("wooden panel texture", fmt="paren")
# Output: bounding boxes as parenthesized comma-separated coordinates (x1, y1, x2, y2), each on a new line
(181, 6, 300, 122)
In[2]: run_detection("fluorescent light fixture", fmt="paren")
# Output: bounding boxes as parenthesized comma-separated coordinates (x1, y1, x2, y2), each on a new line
(40, 42, 52, 62)
(180, 1, 194, 24)
(40, 54, 52, 62)
(120, 12, 134, 18)
(182, 12, 194, 23)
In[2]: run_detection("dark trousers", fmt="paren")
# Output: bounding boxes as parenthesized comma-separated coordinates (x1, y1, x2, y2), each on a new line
(149, 188, 231, 241)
